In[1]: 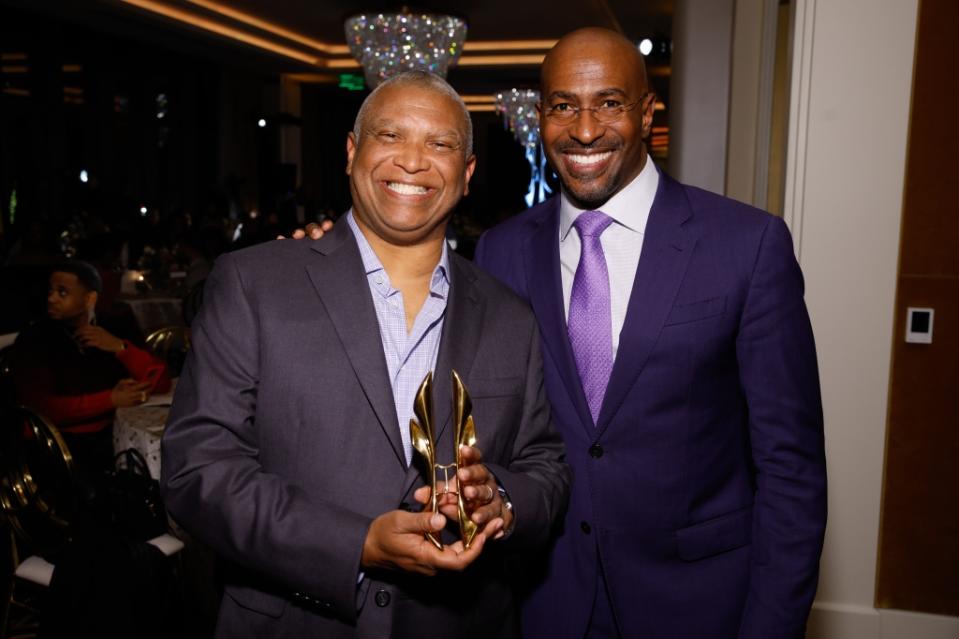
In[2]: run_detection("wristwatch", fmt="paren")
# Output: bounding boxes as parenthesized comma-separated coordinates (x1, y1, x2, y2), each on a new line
(497, 486, 515, 534)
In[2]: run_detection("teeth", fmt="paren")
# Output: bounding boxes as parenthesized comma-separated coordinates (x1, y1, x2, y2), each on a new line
(568, 152, 612, 166)
(386, 182, 428, 195)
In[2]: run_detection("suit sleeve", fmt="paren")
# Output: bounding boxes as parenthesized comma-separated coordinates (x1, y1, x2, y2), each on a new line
(160, 254, 371, 623)
(473, 230, 509, 285)
(484, 319, 570, 549)
(735, 217, 827, 638)
(473, 232, 489, 269)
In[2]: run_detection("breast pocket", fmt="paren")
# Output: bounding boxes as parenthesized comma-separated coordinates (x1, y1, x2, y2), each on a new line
(224, 583, 288, 618)
(464, 377, 523, 462)
(466, 377, 523, 399)
(664, 296, 727, 327)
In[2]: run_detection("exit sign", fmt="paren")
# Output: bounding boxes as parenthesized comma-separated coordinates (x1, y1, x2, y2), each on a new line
(339, 74, 365, 91)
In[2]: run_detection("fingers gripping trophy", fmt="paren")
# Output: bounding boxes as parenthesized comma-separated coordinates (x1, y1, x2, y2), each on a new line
(409, 370, 479, 549)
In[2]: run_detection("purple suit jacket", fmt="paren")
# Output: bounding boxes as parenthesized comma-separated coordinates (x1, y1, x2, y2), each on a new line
(474, 171, 826, 639)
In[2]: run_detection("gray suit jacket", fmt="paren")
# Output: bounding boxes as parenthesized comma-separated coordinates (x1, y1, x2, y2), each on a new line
(161, 221, 570, 638)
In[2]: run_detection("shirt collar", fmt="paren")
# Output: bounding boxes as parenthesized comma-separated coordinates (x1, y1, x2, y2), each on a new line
(559, 155, 660, 241)
(346, 210, 450, 293)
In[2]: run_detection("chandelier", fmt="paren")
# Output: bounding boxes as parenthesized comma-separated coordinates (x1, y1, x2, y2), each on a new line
(345, 12, 467, 88)
(495, 88, 552, 206)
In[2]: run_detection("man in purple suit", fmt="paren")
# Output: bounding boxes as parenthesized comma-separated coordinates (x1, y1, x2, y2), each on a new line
(474, 28, 827, 638)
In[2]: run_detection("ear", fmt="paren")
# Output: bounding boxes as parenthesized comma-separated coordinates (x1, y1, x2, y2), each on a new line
(85, 290, 98, 312)
(346, 132, 357, 176)
(641, 93, 656, 139)
(462, 154, 477, 196)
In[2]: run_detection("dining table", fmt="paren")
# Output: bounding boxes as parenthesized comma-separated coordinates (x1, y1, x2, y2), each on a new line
(112, 380, 176, 480)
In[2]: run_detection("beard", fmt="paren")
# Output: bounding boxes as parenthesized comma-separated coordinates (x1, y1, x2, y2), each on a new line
(545, 138, 644, 210)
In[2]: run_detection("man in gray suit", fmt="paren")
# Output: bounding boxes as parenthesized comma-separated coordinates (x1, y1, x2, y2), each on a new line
(160, 71, 569, 638)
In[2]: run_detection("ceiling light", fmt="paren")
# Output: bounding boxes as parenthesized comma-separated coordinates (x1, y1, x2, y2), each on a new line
(495, 89, 552, 206)
(345, 12, 467, 88)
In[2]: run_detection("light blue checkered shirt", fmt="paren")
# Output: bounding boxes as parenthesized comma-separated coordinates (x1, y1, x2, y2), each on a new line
(347, 211, 449, 465)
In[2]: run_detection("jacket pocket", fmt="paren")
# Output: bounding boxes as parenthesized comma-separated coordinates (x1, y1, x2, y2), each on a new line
(224, 583, 288, 618)
(664, 296, 726, 326)
(675, 505, 752, 561)
(466, 377, 523, 398)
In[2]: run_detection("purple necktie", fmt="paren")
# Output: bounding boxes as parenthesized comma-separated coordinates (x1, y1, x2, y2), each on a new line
(568, 210, 615, 425)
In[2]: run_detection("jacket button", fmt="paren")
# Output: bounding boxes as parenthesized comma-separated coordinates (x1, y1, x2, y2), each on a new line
(580, 521, 591, 534)
(589, 444, 604, 458)
(374, 589, 391, 607)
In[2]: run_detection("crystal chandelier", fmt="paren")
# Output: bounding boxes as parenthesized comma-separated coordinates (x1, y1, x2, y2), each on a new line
(495, 88, 552, 206)
(345, 12, 467, 89)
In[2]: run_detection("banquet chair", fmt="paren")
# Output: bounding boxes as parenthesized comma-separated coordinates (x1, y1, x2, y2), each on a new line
(0, 407, 184, 639)
(0, 406, 75, 639)
(145, 325, 191, 375)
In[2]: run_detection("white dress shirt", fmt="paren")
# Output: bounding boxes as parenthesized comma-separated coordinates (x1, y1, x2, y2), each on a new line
(559, 158, 659, 358)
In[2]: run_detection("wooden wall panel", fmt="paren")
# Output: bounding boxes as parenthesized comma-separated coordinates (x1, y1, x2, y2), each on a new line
(876, 0, 959, 615)
(878, 279, 959, 613)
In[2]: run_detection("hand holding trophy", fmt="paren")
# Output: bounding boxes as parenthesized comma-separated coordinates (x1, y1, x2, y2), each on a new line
(409, 370, 479, 550)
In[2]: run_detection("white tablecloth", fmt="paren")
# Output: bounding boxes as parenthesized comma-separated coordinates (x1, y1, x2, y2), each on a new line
(112, 385, 175, 479)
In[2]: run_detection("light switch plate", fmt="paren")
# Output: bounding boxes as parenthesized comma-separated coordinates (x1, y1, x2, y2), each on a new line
(905, 307, 934, 344)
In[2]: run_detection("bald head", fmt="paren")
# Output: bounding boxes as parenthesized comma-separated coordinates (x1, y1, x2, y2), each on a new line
(542, 27, 648, 96)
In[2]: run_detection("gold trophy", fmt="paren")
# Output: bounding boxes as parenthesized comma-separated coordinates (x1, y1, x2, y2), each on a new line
(409, 370, 478, 550)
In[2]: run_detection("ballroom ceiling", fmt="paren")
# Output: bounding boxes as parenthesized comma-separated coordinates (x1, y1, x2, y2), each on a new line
(210, 0, 673, 42)
(0, 0, 672, 94)
(0, 0, 672, 72)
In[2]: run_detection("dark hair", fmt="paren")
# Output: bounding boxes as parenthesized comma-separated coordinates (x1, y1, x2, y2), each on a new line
(53, 260, 103, 293)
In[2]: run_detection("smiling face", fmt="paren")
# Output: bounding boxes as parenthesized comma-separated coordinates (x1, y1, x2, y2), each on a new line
(540, 29, 655, 210)
(346, 81, 476, 248)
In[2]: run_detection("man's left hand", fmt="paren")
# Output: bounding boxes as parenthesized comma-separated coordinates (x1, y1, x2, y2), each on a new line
(414, 445, 513, 541)
(76, 325, 125, 353)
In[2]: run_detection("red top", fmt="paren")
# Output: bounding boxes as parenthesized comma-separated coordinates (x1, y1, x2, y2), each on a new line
(13, 320, 171, 434)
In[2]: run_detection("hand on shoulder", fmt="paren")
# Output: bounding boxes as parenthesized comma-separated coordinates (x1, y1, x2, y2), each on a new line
(276, 219, 334, 241)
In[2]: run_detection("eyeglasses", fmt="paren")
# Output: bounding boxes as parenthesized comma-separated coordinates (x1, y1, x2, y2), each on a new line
(541, 92, 654, 125)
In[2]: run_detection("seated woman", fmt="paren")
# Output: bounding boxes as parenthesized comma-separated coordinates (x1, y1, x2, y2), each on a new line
(12, 260, 171, 476)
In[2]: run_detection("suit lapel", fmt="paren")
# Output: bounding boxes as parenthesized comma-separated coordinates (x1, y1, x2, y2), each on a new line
(524, 201, 596, 433)
(305, 222, 406, 468)
(401, 253, 486, 498)
(596, 173, 696, 434)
